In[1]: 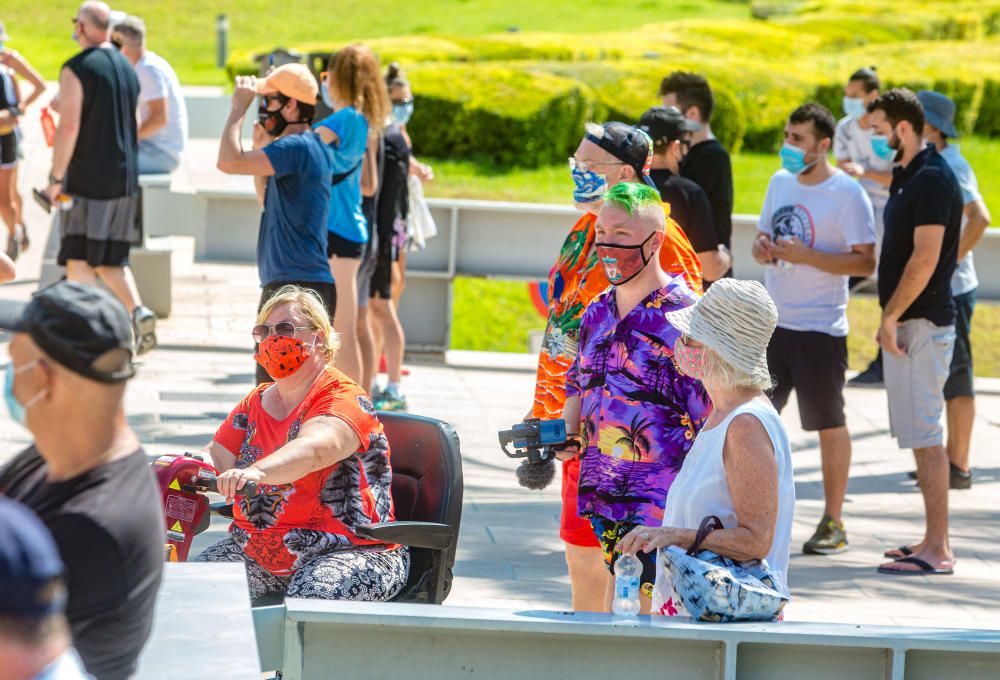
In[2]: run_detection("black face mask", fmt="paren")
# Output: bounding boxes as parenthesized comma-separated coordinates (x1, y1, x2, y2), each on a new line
(258, 95, 291, 137)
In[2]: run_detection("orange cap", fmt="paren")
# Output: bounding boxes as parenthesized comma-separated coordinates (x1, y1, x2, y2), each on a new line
(254, 63, 318, 106)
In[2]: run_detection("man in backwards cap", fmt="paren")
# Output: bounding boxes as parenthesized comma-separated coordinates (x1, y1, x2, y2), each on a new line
(0, 497, 90, 679)
(0, 281, 163, 680)
(529, 121, 701, 612)
(217, 63, 337, 384)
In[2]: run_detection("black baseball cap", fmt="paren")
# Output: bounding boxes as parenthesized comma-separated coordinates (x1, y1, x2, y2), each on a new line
(0, 281, 136, 383)
(639, 106, 701, 147)
(0, 497, 67, 618)
(585, 121, 658, 189)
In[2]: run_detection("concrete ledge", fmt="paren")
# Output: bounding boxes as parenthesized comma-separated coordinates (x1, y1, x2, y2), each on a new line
(266, 600, 1000, 680)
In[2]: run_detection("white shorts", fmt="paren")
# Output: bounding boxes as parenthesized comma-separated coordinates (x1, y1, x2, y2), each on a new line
(883, 319, 955, 449)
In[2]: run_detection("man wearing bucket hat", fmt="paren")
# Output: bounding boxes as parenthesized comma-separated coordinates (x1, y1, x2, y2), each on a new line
(903, 89, 992, 491)
(867, 88, 963, 576)
(217, 63, 337, 383)
(530, 121, 702, 612)
(561, 182, 711, 614)
(0, 497, 90, 679)
(617, 278, 795, 619)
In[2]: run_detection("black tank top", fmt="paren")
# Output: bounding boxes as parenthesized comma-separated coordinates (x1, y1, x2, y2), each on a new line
(63, 47, 139, 199)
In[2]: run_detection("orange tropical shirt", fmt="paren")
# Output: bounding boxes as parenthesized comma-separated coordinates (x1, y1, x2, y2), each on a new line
(531, 207, 702, 421)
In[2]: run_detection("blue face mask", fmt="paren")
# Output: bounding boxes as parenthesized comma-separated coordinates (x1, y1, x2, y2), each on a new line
(320, 77, 334, 110)
(778, 143, 817, 175)
(843, 96, 867, 121)
(5, 360, 43, 427)
(570, 166, 608, 204)
(392, 101, 414, 125)
(871, 134, 895, 161)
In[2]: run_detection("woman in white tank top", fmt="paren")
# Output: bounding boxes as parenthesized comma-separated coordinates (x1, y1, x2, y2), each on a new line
(617, 279, 795, 617)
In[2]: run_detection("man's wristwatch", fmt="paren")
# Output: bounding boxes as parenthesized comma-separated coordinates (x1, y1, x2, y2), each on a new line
(48, 173, 63, 186)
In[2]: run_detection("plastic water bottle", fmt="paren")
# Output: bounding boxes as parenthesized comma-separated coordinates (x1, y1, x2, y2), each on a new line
(612, 553, 642, 617)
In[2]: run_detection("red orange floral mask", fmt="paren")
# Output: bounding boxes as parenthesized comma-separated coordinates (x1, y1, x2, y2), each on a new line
(255, 334, 316, 379)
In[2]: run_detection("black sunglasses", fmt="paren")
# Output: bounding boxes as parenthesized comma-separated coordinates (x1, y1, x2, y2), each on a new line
(252, 322, 314, 344)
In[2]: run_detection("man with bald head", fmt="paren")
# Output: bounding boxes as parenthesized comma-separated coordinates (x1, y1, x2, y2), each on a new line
(0, 281, 163, 679)
(45, 2, 158, 357)
(559, 182, 710, 614)
(530, 121, 702, 611)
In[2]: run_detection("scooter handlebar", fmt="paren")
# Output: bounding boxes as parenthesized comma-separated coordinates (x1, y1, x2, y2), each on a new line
(190, 475, 259, 497)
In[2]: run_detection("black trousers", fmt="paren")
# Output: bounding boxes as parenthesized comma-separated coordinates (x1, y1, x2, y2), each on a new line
(255, 280, 337, 384)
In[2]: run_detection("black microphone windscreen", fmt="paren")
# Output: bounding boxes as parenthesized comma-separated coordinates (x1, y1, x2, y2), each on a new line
(516, 460, 555, 490)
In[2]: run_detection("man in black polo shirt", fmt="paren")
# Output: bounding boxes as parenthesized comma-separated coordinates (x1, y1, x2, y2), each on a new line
(867, 89, 963, 577)
(640, 106, 731, 286)
(0, 281, 164, 678)
(659, 72, 734, 278)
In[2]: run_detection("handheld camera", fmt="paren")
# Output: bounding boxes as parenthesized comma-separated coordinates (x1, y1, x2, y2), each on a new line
(498, 418, 567, 490)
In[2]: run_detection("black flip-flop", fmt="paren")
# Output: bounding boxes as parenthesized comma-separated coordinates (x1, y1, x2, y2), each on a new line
(883, 545, 913, 558)
(878, 556, 954, 576)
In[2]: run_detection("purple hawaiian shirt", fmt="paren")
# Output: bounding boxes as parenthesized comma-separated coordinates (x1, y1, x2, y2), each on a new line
(567, 277, 712, 527)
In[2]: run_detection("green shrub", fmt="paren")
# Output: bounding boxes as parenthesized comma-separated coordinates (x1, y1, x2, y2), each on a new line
(407, 63, 604, 167)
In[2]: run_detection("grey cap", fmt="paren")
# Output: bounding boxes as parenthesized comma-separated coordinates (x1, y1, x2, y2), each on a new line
(916, 90, 959, 138)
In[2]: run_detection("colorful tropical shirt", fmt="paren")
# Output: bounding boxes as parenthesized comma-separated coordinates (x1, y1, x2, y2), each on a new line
(567, 279, 712, 526)
(214, 367, 395, 575)
(531, 209, 703, 421)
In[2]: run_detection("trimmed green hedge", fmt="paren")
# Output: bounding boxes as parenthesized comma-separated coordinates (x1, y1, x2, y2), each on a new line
(227, 2, 1000, 166)
(406, 64, 604, 167)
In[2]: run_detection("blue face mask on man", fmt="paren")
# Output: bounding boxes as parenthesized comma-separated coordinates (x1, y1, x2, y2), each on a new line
(778, 143, 819, 175)
(570, 165, 608, 203)
(392, 101, 414, 125)
(5, 360, 44, 427)
(871, 134, 895, 161)
(842, 96, 867, 121)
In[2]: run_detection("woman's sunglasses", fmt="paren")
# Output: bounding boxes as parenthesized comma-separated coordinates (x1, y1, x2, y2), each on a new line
(252, 322, 313, 344)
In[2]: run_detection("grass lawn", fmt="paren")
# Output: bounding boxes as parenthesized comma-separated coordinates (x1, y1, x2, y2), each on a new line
(451, 278, 1000, 377)
(426, 135, 1000, 216)
(2, 0, 749, 84)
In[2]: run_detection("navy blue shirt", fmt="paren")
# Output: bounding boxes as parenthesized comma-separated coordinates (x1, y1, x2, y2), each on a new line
(878, 145, 963, 327)
(259, 132, 335, 286)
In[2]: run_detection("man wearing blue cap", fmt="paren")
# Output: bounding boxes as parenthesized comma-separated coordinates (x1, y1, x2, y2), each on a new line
(0, 496, 90, 679)
(0, 280, 163, 679)
(914, 89, 993, 490)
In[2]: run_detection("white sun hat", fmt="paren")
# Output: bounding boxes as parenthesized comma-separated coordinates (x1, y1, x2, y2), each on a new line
(665, 278, 778, 384)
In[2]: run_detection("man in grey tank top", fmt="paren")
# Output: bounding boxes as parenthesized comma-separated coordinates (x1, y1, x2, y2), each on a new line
(44, 1, 157, 355)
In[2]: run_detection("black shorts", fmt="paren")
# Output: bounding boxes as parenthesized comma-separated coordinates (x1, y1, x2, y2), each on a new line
(0, 132, 17, 168)
(944, 289, 976, 400)
(589, 515, 657, 598)
(767, 326, 847, 431)
(255, 280, 337, 384)
(327, 232, 365, 259)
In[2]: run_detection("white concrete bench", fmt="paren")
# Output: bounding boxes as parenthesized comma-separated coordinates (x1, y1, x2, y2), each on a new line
(252, 600, 1000, 680)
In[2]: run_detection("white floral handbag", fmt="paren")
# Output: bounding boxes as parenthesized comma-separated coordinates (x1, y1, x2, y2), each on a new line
(659, 516, 789, 623)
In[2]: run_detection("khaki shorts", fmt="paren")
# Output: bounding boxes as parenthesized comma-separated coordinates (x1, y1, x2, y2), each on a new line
(883, 319, 955, 449)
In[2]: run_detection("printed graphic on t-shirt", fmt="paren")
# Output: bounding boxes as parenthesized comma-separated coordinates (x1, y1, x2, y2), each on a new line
(771, 204, 816, 246)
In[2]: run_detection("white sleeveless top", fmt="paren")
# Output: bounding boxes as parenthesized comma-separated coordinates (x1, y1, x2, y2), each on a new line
(652, 397, 795, 613)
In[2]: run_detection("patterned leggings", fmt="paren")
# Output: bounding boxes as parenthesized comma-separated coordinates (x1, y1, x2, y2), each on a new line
(193, 538, 410, 602)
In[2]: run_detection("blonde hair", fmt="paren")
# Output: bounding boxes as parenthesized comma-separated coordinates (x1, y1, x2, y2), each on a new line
(256, 286, 340, 364)
(702, 345, 772, 392)
(327, 44, 391, 133)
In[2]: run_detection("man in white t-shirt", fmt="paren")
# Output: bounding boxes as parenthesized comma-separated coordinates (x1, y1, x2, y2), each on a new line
(916, 90, 992, 490)
(752, 103, 876, 556)
(836, 67, 895, 388)
(112, 16, 187, 174)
